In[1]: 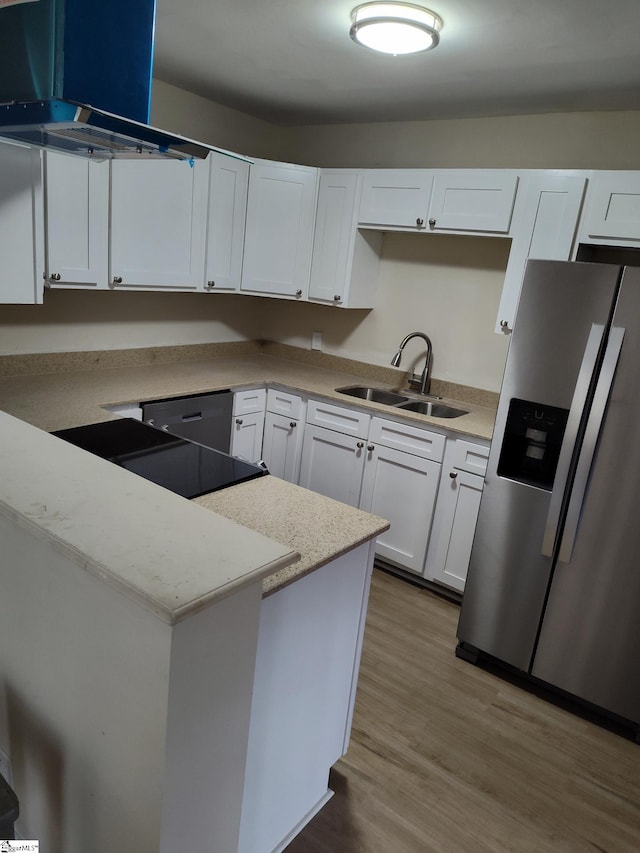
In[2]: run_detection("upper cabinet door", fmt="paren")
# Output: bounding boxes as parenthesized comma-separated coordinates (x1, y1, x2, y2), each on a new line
(358, 169, 433, 229)
(495, 172, 587, 334)
(0, 142, 44, 305)
(241, 160, 318, 299)
(204, 152, 249, 292)
(428, 171, 519, 233)
(580, 171, 640, 244)
(43, 152, 109, 289)
(110, 158, 208, 289)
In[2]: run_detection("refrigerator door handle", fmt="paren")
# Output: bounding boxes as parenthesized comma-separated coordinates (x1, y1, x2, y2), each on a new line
(557, 326, 625, 563)
(542, 323, 605, 557)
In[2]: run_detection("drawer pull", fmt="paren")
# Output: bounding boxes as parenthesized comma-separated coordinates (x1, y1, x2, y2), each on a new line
(235, 418, 243, 425)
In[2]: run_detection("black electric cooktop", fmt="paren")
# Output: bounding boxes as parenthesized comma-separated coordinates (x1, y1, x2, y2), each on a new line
(52, 418, 267, 499)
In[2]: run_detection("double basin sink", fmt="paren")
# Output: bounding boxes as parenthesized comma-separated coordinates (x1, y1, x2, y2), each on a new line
(335, 386, 469, 418)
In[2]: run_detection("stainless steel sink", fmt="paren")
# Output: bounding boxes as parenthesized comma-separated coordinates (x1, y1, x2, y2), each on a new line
(336, 386, 410, 405)
(397, 400, 469, 418)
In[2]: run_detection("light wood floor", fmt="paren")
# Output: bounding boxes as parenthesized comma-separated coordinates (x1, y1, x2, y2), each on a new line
(287, 568, 640, 852)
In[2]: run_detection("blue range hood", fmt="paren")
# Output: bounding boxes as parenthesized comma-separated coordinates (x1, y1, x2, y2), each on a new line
(0, 0, 213, 160)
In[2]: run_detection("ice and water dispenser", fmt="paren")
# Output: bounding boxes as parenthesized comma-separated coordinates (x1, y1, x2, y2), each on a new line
(497, 399, 569, 489)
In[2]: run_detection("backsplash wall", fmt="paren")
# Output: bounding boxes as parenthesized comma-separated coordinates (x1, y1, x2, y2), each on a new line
(258, 232, 511, 393)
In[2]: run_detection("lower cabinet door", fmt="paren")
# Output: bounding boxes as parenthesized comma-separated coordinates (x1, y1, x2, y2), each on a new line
(261, 412, 303, 482)
(231, 411, 265, 463)
(359, 444, 440, 574)
(299, 425, 365, 507)
(427, 469, 484, 592)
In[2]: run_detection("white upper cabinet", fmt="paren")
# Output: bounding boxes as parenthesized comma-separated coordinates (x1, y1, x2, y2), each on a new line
(204, 151, 249, 292)
(109, 158, 209, 289)
(358, 169, 519, 234)
(579, 171, 640, 244)
(428, 171, 519, 233)
(0, 142, 44, 304)
(358, 169, 433, 229)
(496, 172, 587, 333)
(241, 159, 318, 299)
(309, 170, 382, 308)
(43, 151, 109, 289)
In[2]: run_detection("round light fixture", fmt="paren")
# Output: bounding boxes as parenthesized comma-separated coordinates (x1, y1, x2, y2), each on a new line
(350, 2, 443, 56)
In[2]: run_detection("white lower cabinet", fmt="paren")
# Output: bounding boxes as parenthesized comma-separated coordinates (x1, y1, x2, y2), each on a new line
(359, 442, 440, 574)
(300, 402, 447, 575)
(299, 424, 368, 507)
(231, 389, 266, 463)
(425, 438, 489, 592)
(261, 389, 305, 482)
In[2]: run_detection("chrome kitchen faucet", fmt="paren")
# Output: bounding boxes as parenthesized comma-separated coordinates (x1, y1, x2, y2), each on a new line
(391, 331, 433, 395)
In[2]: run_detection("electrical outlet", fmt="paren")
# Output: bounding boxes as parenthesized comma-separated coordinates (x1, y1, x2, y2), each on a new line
(311, 331, 323, 351)
(0, 747, 13, 786)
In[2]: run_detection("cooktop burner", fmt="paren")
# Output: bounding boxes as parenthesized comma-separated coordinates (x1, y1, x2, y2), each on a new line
(52, 418, 267, 499)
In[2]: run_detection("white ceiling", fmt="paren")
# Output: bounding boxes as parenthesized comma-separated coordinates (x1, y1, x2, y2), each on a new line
(153, 0, 640, 126)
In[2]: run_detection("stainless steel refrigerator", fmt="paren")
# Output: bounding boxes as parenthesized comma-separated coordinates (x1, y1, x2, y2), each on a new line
(457, 258, 640, 733)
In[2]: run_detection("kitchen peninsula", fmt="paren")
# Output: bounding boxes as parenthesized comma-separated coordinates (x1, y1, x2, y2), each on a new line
(0, 342, 406, 853)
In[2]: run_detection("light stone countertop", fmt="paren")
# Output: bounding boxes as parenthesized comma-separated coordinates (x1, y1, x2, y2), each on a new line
(0, 411, 298, 624)
(194, 477, 389, 596)
(0, 343, 495, 608)
(0, 345, 497, 440)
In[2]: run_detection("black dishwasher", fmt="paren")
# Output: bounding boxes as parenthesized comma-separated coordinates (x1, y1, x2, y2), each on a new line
(142, 390, 233, 452)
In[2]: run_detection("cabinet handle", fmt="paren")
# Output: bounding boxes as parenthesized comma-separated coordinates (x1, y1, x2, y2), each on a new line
(416, 218, 424, 228)
(295, 289, 303, 297)
(449, 471, 458, 479)
(356, 441, 364, 449)
(367, 444, 375, 452)
(49, 272, 61, 281)
(289, 421, 297, 429)
(206, 280, 216, 289)
(235, 418, 243, 425)
(112, 276, 123, 285)
(333, 294, 342, 302)
(500, 319, 511, 332)
(428, 218, 436, 229)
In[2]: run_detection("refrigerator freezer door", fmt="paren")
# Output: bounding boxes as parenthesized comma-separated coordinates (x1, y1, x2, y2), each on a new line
(457, 260, 620, 671)
(532, 266, 640, 723)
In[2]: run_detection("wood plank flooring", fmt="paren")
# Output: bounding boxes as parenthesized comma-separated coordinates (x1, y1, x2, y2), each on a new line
(287, 568, 640, 852)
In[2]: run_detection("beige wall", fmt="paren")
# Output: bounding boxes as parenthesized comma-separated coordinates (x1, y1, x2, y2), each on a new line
(150, 79, 282, 160)
(257, 233, 511, 392)
(280, 110, 640, 170)
(0, 290, 263, 355)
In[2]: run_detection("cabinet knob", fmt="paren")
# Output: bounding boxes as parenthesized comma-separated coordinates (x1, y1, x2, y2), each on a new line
(112, 276, 123, 285)
(50, 272, 61, 281)
(500, 319, 511, 332)
(290, 421, 297, 429)
(416, 218, 424, 228)
(428, 218, 436, 229)
(295, 289, 303, 297)
(367, 444, 375, 452)
(333, 294, 342, 302)
(235, 418, 243, 425)
(449, 471, 458, 480)
(356, 441, 364, 449)
(206, 280, 216, 289)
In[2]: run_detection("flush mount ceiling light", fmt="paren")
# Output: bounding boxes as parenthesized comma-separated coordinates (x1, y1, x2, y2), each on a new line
(350, 2, 443, 55)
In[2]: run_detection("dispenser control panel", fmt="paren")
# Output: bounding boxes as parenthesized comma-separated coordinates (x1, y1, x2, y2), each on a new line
(497, 398, 569, 489)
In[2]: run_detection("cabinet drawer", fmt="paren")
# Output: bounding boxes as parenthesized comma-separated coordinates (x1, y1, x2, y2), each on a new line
(306, 399, 370, 439)
(369, 416, 445, 463)
(451, 439, 489, 476)
(266, 388, 304, 420)
(233, 387, 267, 416)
